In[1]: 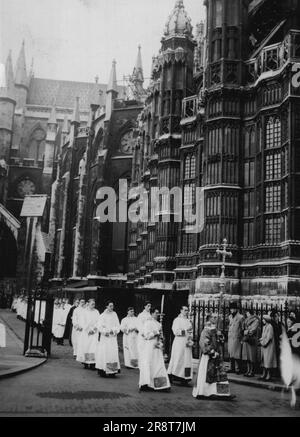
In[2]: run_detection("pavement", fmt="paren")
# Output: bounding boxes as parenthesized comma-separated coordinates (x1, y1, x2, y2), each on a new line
(0, 309, 298, 416)
(0, 310, 47, 380)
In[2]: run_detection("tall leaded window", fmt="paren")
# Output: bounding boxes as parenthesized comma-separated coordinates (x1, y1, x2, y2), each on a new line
(265, 217, 281, 244)
(183, 154, 196, 226)
(266, 116, 281, 149)
(265, 153, 281, 180)
(265, 184, 281, 212)
(184, 154, 196, 178)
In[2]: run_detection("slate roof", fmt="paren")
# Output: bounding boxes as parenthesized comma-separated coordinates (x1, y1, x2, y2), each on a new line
(28, 77, 125, 111)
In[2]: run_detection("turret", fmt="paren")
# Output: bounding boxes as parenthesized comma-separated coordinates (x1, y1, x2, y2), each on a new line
(0, 51, 16, 205)
(69, 97, 80, 147)
(194, 21, 206, 74)
(14, 41, 29, 108)
(130, 46, 146, 102)
(204, 0, 250, 88)
(105, 59, 118, 122)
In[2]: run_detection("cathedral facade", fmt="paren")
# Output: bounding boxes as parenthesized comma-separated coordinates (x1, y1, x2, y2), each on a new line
(1, 0, 300, 304)
(128, 0, 300, 301)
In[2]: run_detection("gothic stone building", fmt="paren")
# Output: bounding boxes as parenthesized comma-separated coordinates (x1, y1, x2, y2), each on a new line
(1, 0, 300, 308)
(128, 0, 300, 304)
(0, 41, 128, 297)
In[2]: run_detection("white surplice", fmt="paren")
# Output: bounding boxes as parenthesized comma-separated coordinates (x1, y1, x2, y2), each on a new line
(72, 306, 86, 357)
(136, 310, 152, 362)
(76, 308, 100, 364)
(52, 306, 66, 338)
(16, 298, 22, 317)
(120, 316, 139, 368)
(167, 315, 193, 381)
(95, 310, 120, 374)
(138, 318, 170, 390)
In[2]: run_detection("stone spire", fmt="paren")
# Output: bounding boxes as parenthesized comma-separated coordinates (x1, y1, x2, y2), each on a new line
(164, 0, 193, 39)
(15, 40, 28, 87)
(105, 60, 118, 122)
(129, 45, 146, 102)
(132, 45, 144, 84)
(107, 59, 118, 95)
(72, 96, 80, 124)
(29, 58, 34, 79)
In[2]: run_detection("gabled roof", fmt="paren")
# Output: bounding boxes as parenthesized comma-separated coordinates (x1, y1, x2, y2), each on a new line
(28, 77, 124, 111)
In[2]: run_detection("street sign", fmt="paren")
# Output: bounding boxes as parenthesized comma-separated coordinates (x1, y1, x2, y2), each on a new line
(20, 195, 47, 217)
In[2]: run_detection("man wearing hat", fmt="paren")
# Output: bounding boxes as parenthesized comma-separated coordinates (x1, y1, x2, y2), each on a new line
(228, 302, 244, 374)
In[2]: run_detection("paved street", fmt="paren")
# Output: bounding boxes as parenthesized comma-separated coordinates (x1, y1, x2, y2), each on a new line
(0, 310, 299, 417)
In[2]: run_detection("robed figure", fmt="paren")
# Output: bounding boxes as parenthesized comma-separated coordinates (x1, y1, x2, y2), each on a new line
(120, 307, 139, 369)
(136, 302, 152, 362)
(64, 299, 79, 344)
(193, 314, 235, 400)
(96, 302, 121, 377)
(138, 308, 171, 392)
(71, 299, 86, 358)
(52, 301, 66, 344)
(76, 299, 100, 369)
(168, 306, 193, 384)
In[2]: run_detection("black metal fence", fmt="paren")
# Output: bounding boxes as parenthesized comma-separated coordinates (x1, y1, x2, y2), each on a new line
(189, 299, 300, 360)
(23, 289, 54, 356)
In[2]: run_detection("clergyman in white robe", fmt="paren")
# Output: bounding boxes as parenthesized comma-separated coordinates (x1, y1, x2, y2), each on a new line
(167, 306, 193, 383)
(120, 308, 139, 369)
(52, 303, 66, 343)
(71, 299, 86, 357)
(136, 303, 152, 363)
(76, 301, 100, 368)
(139, 309, 171, 391)
(96, 304, 120, 376)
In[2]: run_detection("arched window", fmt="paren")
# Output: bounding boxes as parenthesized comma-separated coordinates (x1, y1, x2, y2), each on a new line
(184, 155, 191, 179)
(266, 116, 281, 149)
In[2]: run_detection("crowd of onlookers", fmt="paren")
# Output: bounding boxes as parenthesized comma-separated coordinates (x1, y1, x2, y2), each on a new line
(227, 302, 299, 381)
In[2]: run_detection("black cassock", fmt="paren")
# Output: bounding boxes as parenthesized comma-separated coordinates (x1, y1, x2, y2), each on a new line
(64, 306, 76, 343)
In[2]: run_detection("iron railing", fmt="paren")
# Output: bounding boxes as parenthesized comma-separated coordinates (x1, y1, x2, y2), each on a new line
(189, 299, 300, 360)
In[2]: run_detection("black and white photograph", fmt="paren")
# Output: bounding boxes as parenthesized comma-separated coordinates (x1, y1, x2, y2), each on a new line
(0, 0, 300, 422)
